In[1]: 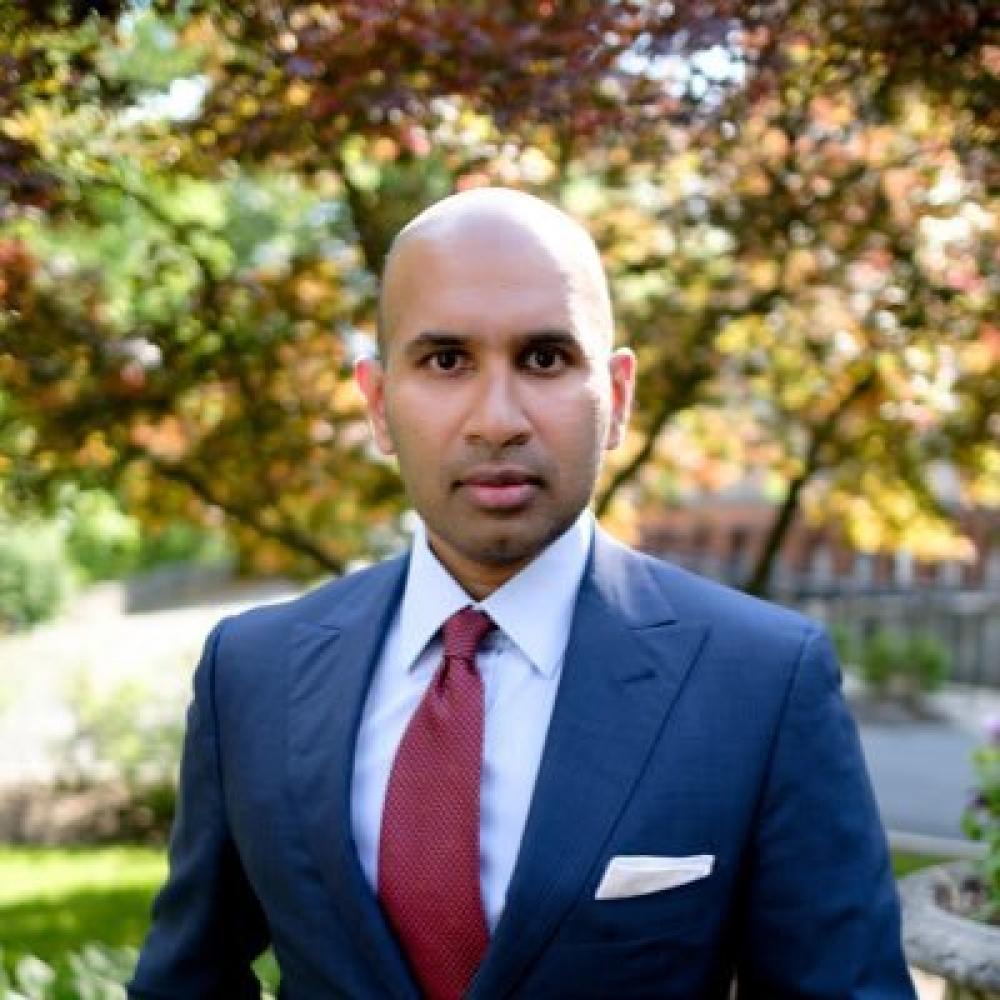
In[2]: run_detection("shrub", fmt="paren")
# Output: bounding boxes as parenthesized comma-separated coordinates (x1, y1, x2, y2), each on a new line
(858, 627, 950, 704)
(858, 628, 906, 696)
(0, 485, 231, 631)
(828, 622, 859, 668)
(134, 520, 231, 571)
(64, 675, 184, 789)
(961, 719, 1000, 923)
(0, 943, 134, 1000)
(63, 487, 232, 581)
(905, 630, 949, 693)
(53, 674, 186, 842)
(0, 945, 279, 999)
(63, 489, 142, 584)
(0, 520, 76, 631)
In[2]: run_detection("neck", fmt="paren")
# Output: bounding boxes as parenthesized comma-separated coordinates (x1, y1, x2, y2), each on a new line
(424, 535, 533, 601)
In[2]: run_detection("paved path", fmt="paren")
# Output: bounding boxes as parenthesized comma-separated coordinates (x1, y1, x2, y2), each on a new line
(860, 722, 978, 842)
(0, 581, 299, 786)
(850, 681, 999, 846)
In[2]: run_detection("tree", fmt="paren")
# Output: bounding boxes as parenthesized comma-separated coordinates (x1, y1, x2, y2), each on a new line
(1, 1, 996, 587)
(588, 0, 998, 592)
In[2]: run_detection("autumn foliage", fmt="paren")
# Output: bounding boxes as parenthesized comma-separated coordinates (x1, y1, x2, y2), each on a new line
(1, 1, 996, 587)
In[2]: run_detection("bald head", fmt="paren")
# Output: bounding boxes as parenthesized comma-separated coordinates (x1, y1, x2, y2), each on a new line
(377, 188, 613, 358)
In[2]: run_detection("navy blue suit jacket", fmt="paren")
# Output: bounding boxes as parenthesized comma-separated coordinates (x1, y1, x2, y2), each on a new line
(130, 530, 915, 998)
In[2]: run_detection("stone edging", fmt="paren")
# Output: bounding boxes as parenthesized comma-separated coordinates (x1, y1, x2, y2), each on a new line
(899, 861, 1000, 991)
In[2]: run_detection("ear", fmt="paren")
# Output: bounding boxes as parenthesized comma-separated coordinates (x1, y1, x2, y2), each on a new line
(354, 356, 395, 455)
(605, 347, 636, 451)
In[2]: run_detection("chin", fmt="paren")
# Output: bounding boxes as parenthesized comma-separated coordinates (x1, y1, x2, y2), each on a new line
(465, 520, 567, 567)
(474, 539, 541, 567)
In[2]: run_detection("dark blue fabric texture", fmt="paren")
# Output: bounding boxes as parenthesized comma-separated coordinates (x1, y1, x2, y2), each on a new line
(128, 530, 915, 999)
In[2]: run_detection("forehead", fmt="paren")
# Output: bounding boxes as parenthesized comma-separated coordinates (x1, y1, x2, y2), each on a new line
(382, 226, 605, 350)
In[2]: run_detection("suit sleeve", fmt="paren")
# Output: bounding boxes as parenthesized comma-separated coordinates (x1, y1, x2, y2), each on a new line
(128, 620, 270, 999)
(734, 626, 916, 999)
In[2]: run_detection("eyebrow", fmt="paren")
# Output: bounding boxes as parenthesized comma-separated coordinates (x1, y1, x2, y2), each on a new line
(520, 330, 580, 349)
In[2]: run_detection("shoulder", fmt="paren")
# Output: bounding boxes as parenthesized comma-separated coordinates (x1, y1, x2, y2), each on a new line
(596, 535, 835, 705)
(601, 532, 819, 642)
(656, 555, 815, 638)
(211, 553, 408, 657)
(604, 539, 841, 724)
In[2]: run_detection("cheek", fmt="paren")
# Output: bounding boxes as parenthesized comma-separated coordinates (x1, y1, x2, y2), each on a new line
(385, 388, 459, 463)
(531, 385, 610, 458)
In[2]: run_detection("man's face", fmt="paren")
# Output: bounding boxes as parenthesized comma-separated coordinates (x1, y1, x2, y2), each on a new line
(357, 221, 634, 593)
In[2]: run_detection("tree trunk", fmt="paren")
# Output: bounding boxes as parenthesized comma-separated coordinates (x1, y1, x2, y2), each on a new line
(744, 468, 809, 597)
(744, 370, 876, 597)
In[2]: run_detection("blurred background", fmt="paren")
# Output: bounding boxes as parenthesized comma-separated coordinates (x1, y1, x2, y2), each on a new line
(0, 1, 997, 997)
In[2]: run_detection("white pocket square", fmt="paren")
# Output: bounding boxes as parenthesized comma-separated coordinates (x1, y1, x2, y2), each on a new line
(595, 854, 715, 900)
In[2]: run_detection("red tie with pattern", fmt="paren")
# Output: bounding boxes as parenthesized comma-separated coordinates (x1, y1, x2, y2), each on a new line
(378, 606, 496, 1000)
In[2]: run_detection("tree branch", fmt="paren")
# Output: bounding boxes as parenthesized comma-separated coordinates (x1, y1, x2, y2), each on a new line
(744, 369, 876, 596)
(148, 457, 345, 575)
(595, 359, 711, 517)
(330, 149, 389, 276)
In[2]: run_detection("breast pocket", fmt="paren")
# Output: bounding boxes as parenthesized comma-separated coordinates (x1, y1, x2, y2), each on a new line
(559, 864, 721, 948)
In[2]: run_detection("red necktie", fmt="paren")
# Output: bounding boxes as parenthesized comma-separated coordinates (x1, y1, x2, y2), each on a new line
(378, 606, 495, 1000)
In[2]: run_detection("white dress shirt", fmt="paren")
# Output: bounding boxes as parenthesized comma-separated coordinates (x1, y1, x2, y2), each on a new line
(350, 511, 593, 932)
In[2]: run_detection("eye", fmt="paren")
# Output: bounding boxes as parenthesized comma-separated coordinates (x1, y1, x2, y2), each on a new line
(426, 348, 466, 372)
(523, 345, 567, 372)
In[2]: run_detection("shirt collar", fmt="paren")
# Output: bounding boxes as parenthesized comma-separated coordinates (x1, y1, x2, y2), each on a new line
(395, 510, 594, 678)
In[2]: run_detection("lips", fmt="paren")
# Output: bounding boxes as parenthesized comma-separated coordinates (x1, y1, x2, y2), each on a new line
(457, 467, 542, 511)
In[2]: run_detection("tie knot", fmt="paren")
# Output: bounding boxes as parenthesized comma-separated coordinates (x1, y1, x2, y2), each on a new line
(442, 606, 495, 661)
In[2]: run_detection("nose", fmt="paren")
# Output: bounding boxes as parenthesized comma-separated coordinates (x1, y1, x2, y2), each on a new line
(464, 367, 531, 449)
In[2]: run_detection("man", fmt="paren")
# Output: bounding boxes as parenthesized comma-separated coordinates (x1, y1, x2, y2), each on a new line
(130, 188, 915, 998)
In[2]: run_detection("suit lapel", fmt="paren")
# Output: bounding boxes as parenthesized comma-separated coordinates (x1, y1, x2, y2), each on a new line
(286, 556, 420, 1000)
(471, 533, 710, 1000)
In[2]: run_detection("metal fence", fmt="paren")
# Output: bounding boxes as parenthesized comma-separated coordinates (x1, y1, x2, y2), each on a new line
(654, 551, 1000, 689)
(792, 590, 1000, 689)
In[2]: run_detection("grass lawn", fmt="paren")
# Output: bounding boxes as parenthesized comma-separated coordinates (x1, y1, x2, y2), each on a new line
(891, 850, 949, 879)
(0, 846, 281, 994)
(0, 846, 165, 968)
(0, 844, 955, 981)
